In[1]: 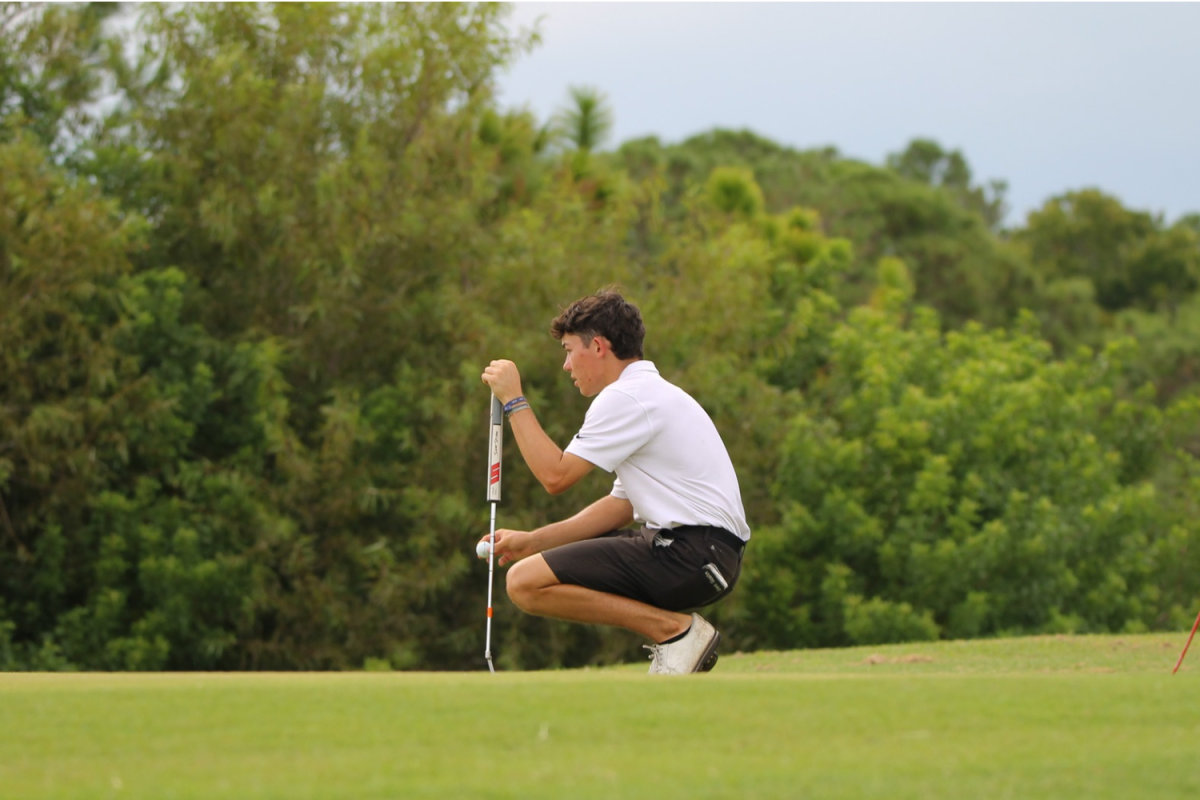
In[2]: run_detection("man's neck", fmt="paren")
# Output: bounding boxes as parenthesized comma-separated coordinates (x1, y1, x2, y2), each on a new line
(598, 357, 641, 391)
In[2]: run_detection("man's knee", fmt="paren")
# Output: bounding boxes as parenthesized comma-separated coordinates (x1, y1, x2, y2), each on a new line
(507, 555, 556, 614)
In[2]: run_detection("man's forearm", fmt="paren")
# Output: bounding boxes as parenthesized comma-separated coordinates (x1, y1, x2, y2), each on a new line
(507, 408, 591, 494)
(532, 495, 635, 552)
(508, 408, 564, 482)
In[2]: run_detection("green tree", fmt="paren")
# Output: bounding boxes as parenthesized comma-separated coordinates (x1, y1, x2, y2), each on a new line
(0, 2, 119, 152)
(0, 130, 239, 669)
(886, 138, 1009, 229)
(553, 85, 614, 152)
(476, 107, 555, 220)
(705, 166, 765, 218)
(0, 130, 141, 572)
(1016, 189, 1200, 313)
(616, 129, 1037, 328)
(1111, 296, 1200, 403)
(740, 270, 1199, 650)
(1177, 213, 1200, 238)
(92, 3, 530, 378)
(3, 3, 546, 671)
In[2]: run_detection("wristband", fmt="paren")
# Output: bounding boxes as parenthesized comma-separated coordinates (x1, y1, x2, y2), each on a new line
(505, 401, 531, 419)
(502, 396, 526, 413)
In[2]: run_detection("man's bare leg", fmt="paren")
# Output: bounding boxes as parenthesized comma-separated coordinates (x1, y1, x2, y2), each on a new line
(506, 555, 691, 643)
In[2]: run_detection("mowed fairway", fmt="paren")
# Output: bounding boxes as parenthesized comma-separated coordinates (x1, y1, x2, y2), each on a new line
(3, 634, 1198, 799)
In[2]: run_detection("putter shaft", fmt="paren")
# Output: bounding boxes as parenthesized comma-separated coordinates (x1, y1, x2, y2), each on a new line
(486, 501, 496, 673)
(485, 394, 503, 673)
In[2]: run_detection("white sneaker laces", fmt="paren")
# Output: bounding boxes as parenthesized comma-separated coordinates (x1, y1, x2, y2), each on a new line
(643, 643, 664, 671)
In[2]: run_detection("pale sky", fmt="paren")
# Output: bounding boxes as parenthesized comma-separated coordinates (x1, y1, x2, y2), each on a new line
(497, 2, 1200, 227)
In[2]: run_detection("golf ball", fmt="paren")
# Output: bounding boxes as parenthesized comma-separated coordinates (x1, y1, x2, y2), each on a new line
(476, 540, 492, 560)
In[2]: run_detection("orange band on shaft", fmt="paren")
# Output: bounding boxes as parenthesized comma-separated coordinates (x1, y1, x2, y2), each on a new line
(487, 607, 493, 618)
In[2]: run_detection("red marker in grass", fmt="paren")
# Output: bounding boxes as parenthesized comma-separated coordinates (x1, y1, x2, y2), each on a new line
(1172, 606, 1200, 674)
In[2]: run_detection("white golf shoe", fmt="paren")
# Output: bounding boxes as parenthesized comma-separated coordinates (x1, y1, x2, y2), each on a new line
(645, 613, 720, 675)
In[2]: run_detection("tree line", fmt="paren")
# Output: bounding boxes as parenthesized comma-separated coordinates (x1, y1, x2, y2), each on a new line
(2, 3, 1197, 670)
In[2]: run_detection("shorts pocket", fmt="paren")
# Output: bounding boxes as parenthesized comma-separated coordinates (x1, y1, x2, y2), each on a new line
(653, 566, 723, 612)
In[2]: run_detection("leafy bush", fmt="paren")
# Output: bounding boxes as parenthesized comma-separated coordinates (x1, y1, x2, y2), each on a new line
(740, 266, 1200, 649)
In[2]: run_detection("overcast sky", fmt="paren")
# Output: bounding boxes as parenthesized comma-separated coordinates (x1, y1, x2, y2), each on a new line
(496, 2, 1200, 226)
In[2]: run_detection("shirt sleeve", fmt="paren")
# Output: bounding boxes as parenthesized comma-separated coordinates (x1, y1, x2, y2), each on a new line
(610, 476, 628, 500)
(563, 388, 652, 473)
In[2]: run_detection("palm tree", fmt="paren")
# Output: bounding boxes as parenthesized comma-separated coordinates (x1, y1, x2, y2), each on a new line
(553, 85, 613, 152)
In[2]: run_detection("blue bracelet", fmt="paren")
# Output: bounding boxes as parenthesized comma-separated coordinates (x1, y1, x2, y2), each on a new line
(505, 401, 531, 419)
(503, 396, 527, 413)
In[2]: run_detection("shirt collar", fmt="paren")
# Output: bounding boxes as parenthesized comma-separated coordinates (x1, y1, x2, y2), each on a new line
(618, 360, 658, 381)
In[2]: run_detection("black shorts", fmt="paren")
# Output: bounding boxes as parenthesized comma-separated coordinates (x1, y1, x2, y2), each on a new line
(541, 525, 745, 612)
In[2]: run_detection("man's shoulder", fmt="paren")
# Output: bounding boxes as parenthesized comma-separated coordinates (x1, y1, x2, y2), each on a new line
(601, 377, 703, 425)
(591, 382, 648, 414)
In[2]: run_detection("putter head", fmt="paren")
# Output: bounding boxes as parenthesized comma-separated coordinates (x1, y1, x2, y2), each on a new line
(486, 655, 495, 673)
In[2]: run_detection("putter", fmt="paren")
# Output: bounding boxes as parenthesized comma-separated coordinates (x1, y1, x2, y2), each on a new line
(485, 394, 503, 673)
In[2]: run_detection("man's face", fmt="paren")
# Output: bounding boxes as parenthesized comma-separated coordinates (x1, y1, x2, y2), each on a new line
(561, 333, 603, 397)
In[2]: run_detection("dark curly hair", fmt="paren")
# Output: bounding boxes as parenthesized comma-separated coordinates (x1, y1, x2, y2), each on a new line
(551, 288, 645, 360)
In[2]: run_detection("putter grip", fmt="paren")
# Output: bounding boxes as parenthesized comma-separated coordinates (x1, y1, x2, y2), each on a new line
(487, 395, 503, 503)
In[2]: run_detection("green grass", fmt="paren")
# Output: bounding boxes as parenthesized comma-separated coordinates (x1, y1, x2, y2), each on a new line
(3, 633, 1199, 799)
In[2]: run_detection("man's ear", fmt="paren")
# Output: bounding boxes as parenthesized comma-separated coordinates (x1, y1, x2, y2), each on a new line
(592, 336, 611, 357)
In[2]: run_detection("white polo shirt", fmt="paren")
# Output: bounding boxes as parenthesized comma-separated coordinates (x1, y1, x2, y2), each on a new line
(564, 361, 751, 541)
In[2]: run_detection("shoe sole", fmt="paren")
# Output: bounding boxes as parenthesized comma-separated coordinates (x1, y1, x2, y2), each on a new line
(694, 632, 720, 673)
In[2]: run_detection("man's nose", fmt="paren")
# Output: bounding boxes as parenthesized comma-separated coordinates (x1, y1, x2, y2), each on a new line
(563, 355, 571, 371)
